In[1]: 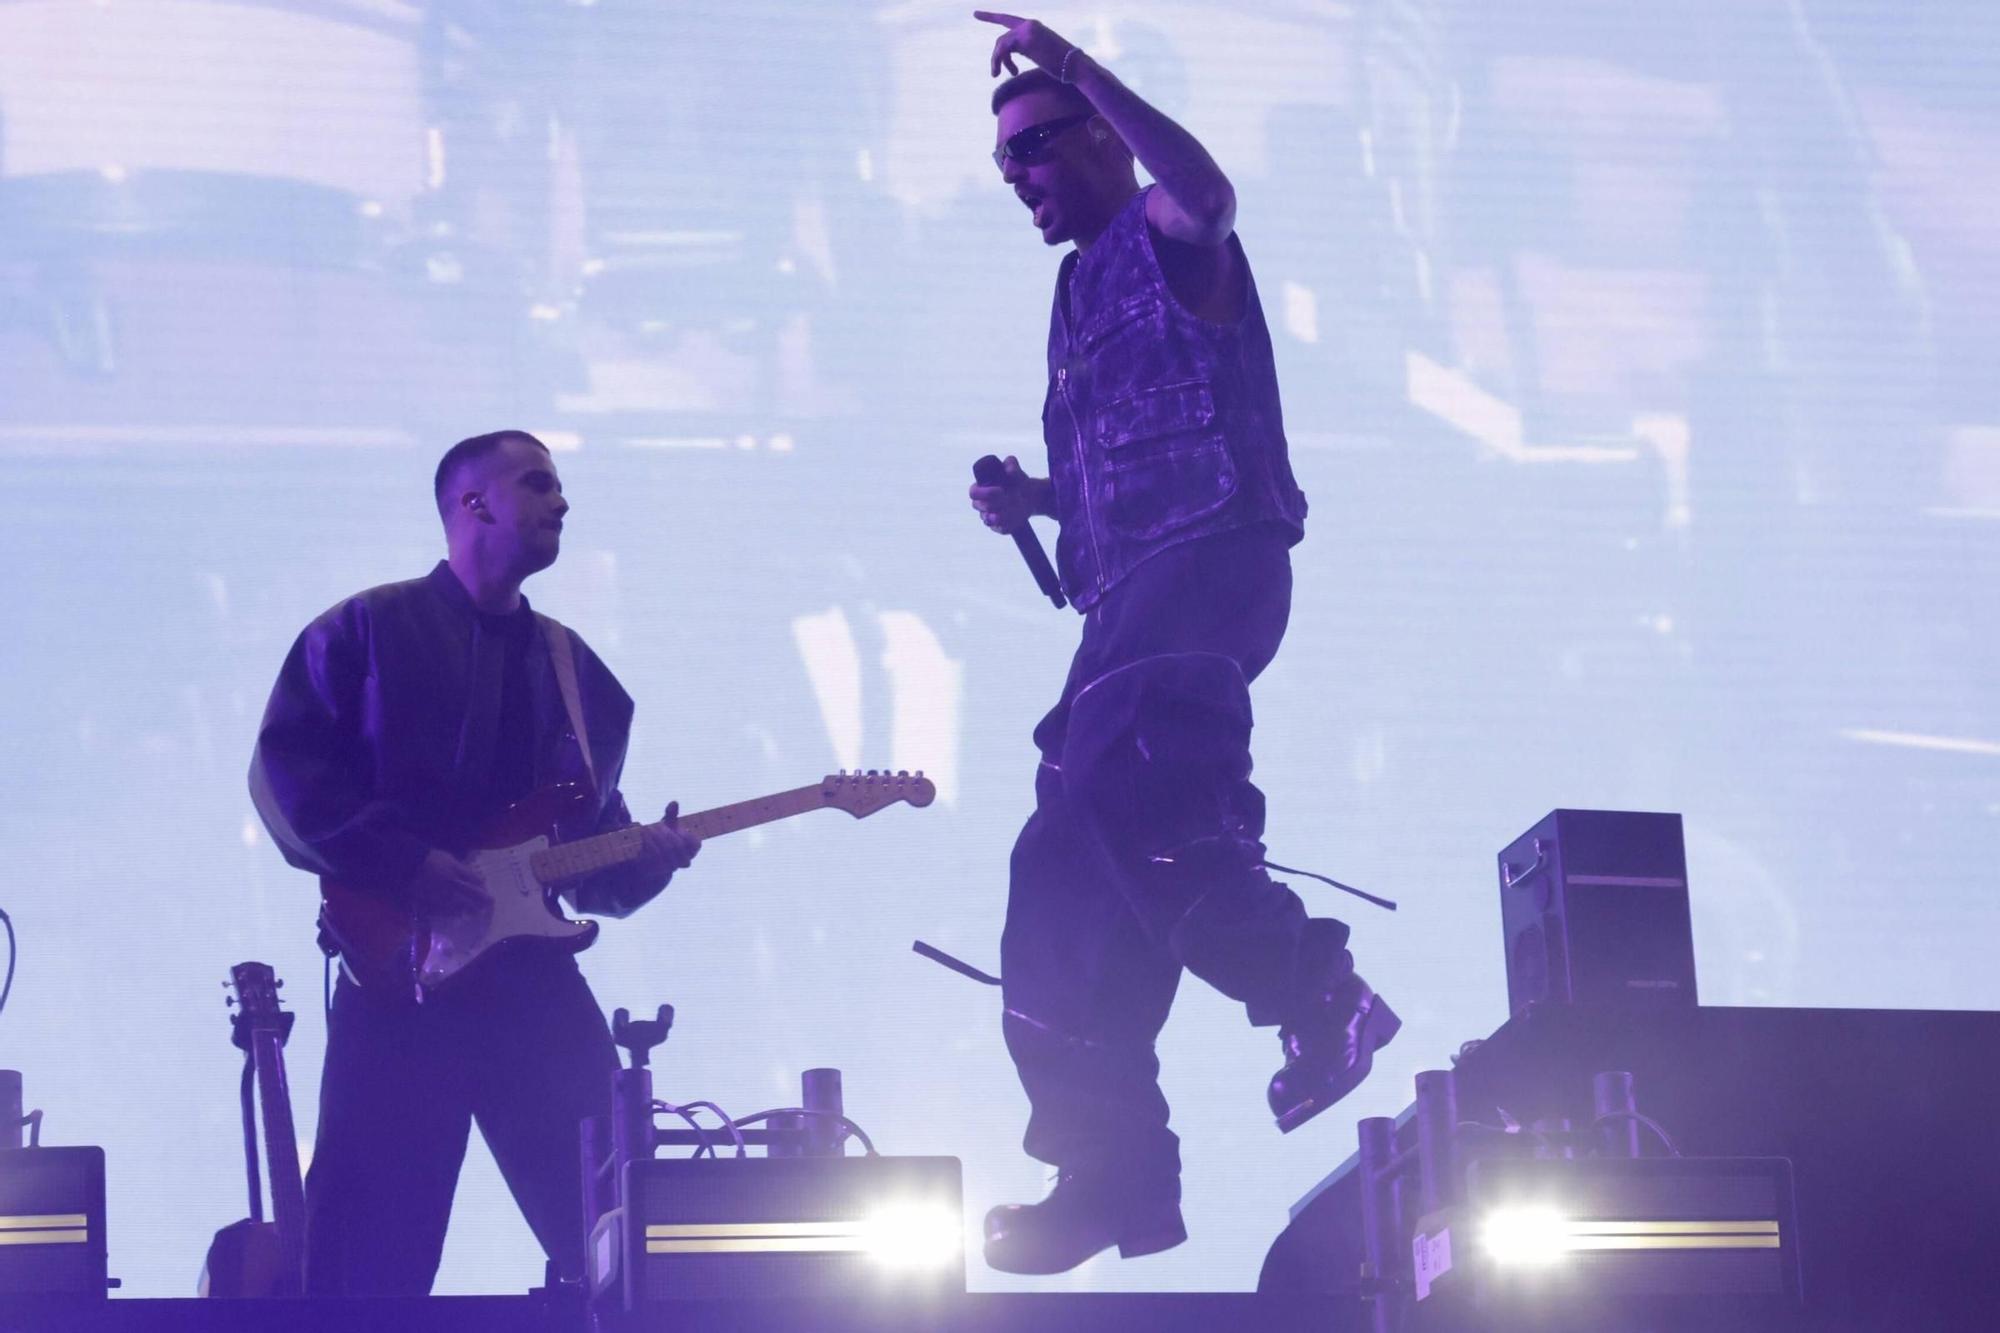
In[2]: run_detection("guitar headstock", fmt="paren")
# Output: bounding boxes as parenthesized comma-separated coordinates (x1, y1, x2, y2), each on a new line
(821, 770, 938, 819)
(225, 961, 296, 1051)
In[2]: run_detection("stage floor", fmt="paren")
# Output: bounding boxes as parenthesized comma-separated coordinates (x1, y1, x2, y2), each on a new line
(0, 1293, 1342, 1333)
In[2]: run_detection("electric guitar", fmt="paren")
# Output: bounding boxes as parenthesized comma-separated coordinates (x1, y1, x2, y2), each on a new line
(200, 962, 306, 1297)
(319, 770, 936, 1000)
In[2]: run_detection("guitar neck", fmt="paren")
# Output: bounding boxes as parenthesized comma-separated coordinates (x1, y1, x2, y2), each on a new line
(250, 1031, 306, 1293)
(677, 783, 842, 841)
(531, 783, 831, 884)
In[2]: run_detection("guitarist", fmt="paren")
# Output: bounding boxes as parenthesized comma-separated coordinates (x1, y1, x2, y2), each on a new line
(248, 429, 700, 1295)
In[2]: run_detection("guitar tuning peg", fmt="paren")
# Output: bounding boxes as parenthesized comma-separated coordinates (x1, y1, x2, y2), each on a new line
(897, 769, 909, 778)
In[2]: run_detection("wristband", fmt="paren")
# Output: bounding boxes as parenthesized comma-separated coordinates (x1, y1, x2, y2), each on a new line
(1059, 46, 1085, 84)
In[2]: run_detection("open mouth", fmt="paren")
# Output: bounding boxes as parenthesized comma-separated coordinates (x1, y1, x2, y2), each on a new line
(1017, 189, 1048, 230)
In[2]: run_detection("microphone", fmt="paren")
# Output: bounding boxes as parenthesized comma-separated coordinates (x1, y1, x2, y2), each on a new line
(973, 455, 1066, 610)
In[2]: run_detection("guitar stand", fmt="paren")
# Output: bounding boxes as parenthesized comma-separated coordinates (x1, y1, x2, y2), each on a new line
(1, 1070, 37, 1149)
(612, 1006, 674, 1068)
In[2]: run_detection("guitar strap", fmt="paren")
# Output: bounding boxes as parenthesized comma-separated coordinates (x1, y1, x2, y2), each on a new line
(538, 615, 598, 795)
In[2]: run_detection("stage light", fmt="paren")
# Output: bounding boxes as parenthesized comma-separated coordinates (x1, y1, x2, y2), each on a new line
(1478, 1205, 1570, 1267)
(1404, 1158, 1800, 1327)
(1477, 1202, 1791, 1270)
(862, 1201, 963, 1271)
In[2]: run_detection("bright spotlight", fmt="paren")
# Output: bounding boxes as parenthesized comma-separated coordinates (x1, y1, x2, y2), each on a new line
(1479, 1205, 1571, 1266)
(1404, 1159, 1799, 1319)
(603, 1155, 965, 1303)
(863, 1202, 963, 1270)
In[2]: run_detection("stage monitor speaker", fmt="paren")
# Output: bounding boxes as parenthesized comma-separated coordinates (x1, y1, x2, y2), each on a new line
(1497, 809, 1696, 1016)
(593, 1154, 962, 1309)
(0, 1146, 107, 1297)
(1407, 1154, 1800, 1328)
(1262, 1006, 2000, 1329)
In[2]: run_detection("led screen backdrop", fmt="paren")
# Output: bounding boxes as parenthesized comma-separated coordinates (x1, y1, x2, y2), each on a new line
(1, 0, 1994, 1297)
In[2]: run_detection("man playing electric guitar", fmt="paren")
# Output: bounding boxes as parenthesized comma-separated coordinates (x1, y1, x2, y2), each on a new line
(248, 429, 700, 1295)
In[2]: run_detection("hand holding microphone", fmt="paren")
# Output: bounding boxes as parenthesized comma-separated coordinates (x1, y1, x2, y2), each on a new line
(970, 454, 1065, 609)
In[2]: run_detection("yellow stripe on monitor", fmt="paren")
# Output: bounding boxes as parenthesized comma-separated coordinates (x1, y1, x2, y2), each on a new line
(645, 1221, 867, 1240)
(0, 1229, 89, 1247)
(1566, 1234, 1782, 1251)
(0, 1214, 88, 1230)
(646, 1236, 874, 1255)
(1564, 1219, 1779, 1236)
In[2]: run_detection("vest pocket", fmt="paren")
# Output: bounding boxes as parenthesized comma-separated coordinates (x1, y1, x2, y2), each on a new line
(1077, 293, 1162, 355)
(1095, 379, 1238, 540)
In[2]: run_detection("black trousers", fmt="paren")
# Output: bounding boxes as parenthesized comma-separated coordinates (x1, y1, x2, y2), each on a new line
(1000, 526, 1347, 1182)
(304, 949, 617, 1295)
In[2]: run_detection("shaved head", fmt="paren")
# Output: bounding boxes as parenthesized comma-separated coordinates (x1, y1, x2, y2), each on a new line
(434, 430, 549, 521)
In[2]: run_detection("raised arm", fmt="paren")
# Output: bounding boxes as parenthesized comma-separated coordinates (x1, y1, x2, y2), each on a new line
(976, 11, 1236, 247)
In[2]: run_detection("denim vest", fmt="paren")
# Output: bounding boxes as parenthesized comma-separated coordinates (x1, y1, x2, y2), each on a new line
(1042, 187, 1307, 612)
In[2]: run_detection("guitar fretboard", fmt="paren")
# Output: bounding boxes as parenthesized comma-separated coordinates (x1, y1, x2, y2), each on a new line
(528, 783, 832, 884)
(252, 1029, 307, 1291)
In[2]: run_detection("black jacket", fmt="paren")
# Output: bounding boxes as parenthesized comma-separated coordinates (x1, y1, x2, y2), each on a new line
(249, 562, 659, 916)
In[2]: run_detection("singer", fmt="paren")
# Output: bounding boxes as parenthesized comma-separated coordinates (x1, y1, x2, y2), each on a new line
(966, 13, 1400, 1275)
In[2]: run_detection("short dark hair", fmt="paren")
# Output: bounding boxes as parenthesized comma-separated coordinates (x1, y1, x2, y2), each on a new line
(434, 429, 547, 518)
(991, 68, 1090, 117)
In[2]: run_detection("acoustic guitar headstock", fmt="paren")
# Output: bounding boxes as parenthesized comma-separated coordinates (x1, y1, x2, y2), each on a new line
(225, 961, 296, 1051)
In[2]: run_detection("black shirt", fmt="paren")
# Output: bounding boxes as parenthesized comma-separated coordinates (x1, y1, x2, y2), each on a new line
(479, 603, 541, 817)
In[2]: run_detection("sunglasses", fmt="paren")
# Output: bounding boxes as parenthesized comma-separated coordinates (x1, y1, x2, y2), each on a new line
(992, 113, 1094, 170)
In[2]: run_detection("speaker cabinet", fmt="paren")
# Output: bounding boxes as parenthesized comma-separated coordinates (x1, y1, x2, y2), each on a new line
(593, 1154, 963, 1309)
(1497, 809, 1696, 1016)
(0, 1146, 107, 1297)
(1262, 1006, 2000, 1330)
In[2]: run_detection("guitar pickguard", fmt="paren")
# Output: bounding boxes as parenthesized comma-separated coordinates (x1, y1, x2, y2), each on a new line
(418, 836, 596, 990)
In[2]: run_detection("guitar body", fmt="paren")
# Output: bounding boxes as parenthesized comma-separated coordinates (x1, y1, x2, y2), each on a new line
(320, 784, 601, 997)
(199, 1219, 285, 1298)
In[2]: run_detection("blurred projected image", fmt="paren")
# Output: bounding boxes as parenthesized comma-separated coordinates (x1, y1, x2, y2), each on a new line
(0, 0, 1993, 1303)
